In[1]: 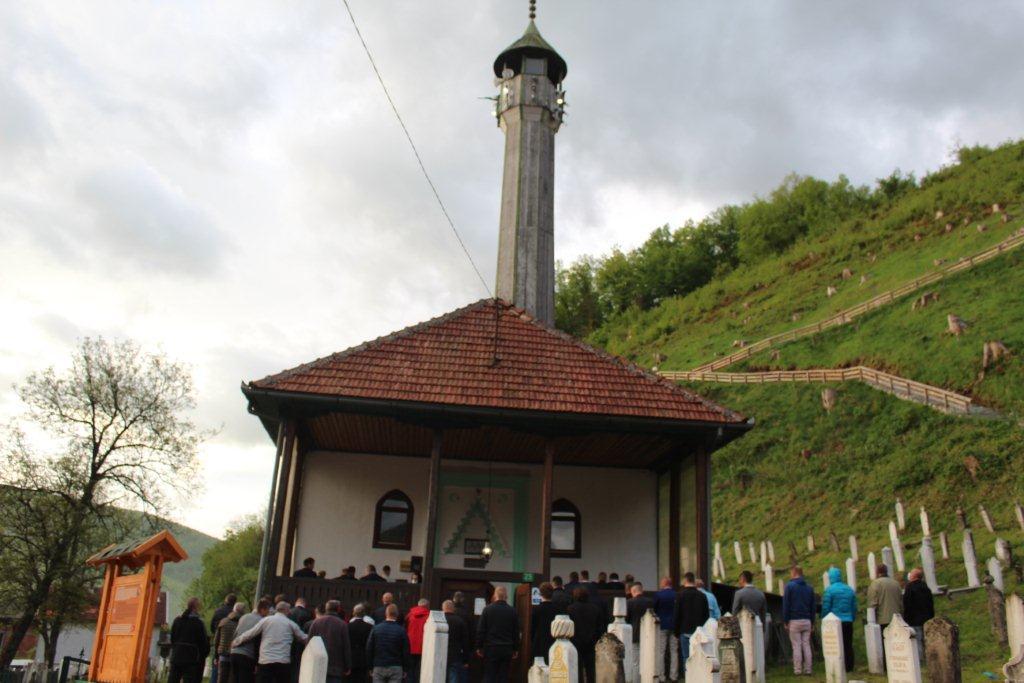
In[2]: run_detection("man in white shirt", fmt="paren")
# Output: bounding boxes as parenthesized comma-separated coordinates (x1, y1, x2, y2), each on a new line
(233, 601, 308, 683)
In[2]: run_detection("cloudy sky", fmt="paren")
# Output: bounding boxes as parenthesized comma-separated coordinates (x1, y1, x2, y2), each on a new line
(2, 0, 1023, 538)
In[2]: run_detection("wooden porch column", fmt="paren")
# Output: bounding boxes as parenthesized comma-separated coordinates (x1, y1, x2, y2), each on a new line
(266, 419, 296, 583)
(422, 429, 443, 602)
(668, 458, 681, 587)
(281, 444, 307, 576)
(695, 447, 712, 584)
(540, 439, 554, 579)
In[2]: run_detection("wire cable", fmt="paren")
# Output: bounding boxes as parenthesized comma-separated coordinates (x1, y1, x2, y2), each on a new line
(340, 0, 493, 298)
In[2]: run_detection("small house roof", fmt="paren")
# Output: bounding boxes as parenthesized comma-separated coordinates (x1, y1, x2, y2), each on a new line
(86, 529, 188, 568)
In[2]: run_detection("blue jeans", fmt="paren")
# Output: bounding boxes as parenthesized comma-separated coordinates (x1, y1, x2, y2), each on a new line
(446, 660, 467, 683)
(679, 632, 692, 667)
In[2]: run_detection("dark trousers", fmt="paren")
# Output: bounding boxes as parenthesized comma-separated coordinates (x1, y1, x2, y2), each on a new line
(483, 646, 514, 683)
(577, 645, 596, 683)
(232, 654, 256, 683)
(841, 621, 855, 672)
(346, 667, 369, 683)
(168, 662, 203, 683)
(257, 662, 292, 683)
(217, 657, 232, 683)
(410, 654, 422, 682)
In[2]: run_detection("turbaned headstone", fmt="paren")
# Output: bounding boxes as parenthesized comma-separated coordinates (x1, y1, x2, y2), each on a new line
(923, 616, 961, 683)
(607, 597, 634, 683)
(550, 615, 579, 683)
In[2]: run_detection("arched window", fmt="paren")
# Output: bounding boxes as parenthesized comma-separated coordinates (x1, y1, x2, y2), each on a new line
(550, 498, 581, 558)
(374, 490, 413, 550)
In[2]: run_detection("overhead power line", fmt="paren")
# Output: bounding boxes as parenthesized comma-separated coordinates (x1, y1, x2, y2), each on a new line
(340, 0, 493, 298)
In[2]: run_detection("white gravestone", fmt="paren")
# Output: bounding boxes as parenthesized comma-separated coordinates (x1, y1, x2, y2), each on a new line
(883, 614, 922, 682)
(529, 658, 549, 683)
(778, 579, 785, 596)
(752, 616, 765, 683)
(703, 618, 718, 649)
(980, 504, 995, 533)
(764, 565, 773, 593)
(808, 534, 816, 552)
(715, 541, 722, 561)
(1016, 502, 1024, 532)
(896, 498, 906, 530)
(550, 615, 579, 683)
(738, 609, 759, 683)
(867, 551, 878, 581)
(919, 536, 940, 594)
(716, 556, 726, 581)
(822, 571, 831, 590)
(420, 610, 449, 683)
(759, 541, 767, 569)
(963, 529, 981, 588)
(767, 541, 775, 564)
(889, 522, 906, 573)
(748, 542, 757, 565)
(920, 507, 931, 537)
(638, 609, 658, 683)
(607, 597, 635, 683)
(734, 541, 743, 566)
(845, 557, 857, 592)
(939, 531, 949, 560)
(1007, 593, 1024, 659)
(685, 627, 721, 683)
(882, 547, 895, 578)
(997, 538, 1011, 564)
(821, 613, 847, 683)
(988, 557, 1005, 593)
(849, 535, 859, 562)
(299, 636, 329, 683)
(865, 609, 884, 675)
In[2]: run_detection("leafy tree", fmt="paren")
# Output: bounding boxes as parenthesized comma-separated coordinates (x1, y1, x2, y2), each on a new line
(555, 258, 603, 337)
(0, 338, 206, 670)
(186, 515, 264, 624)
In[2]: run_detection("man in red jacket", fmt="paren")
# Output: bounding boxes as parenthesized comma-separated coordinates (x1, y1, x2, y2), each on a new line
(405, 599, 431, 682)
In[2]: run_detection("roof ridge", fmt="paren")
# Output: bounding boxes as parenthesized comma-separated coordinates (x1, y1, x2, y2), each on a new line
(252, 298, 498, 388)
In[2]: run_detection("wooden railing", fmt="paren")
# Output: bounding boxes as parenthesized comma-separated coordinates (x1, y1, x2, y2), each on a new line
(692, 229, 1024, 372)
(267, 576, 422, 613)
(662, 366, 974, 414)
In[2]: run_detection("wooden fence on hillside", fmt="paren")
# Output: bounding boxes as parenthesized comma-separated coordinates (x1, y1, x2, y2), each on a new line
(661, 366, 976, 414)
(692, 229, 1024, 373)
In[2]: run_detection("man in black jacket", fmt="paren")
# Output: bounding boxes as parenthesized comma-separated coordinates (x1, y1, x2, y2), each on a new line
(293, 557, 318, 578)
(360, 565, 386, 582)
(372, 593, 402, 625)
(673, 573, 710, 670)
(170, 598, 210, 683)
(443, 599, 471, 683)
(625, 582, 653, 678)
(902, 568, 934, 660)
(567, 589, 603, 683)
(550, 577, 571, 612)
(530, 583, 564, 664)
(476, 587, 520, 683)
(347, 604, 373, 683)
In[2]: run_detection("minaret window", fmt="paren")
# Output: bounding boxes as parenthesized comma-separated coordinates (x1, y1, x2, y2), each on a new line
(523, 57, 547, 76)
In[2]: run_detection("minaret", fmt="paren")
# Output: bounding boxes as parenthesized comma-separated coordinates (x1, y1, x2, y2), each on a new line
(492, 0, 567, 325)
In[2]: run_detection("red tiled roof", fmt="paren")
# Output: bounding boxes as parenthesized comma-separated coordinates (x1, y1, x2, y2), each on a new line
(249, 299, 746, 424)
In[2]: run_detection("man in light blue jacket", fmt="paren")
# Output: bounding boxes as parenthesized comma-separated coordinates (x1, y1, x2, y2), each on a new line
(821, 566, 857, 672)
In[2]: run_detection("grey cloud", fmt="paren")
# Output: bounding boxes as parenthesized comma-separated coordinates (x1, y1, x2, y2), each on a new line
(74, 162, 227, 275)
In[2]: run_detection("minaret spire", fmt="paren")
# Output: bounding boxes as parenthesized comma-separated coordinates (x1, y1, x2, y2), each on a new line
(491, 9, 567, 325)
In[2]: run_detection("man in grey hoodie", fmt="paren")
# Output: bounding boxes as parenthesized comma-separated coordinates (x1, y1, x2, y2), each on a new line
(231, 598, 272, 683)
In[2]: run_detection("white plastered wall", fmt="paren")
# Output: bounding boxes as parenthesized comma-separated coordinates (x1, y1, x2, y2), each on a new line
(291, 451, 658, 587)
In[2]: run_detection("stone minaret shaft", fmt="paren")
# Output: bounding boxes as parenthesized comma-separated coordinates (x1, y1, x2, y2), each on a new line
(492, 19, 566, 325)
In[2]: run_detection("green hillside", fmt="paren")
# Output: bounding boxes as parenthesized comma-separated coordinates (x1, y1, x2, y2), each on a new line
(559, 140, 1024, 676)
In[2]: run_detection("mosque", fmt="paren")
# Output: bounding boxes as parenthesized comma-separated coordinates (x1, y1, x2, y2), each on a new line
(241, 3, 752, 663)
